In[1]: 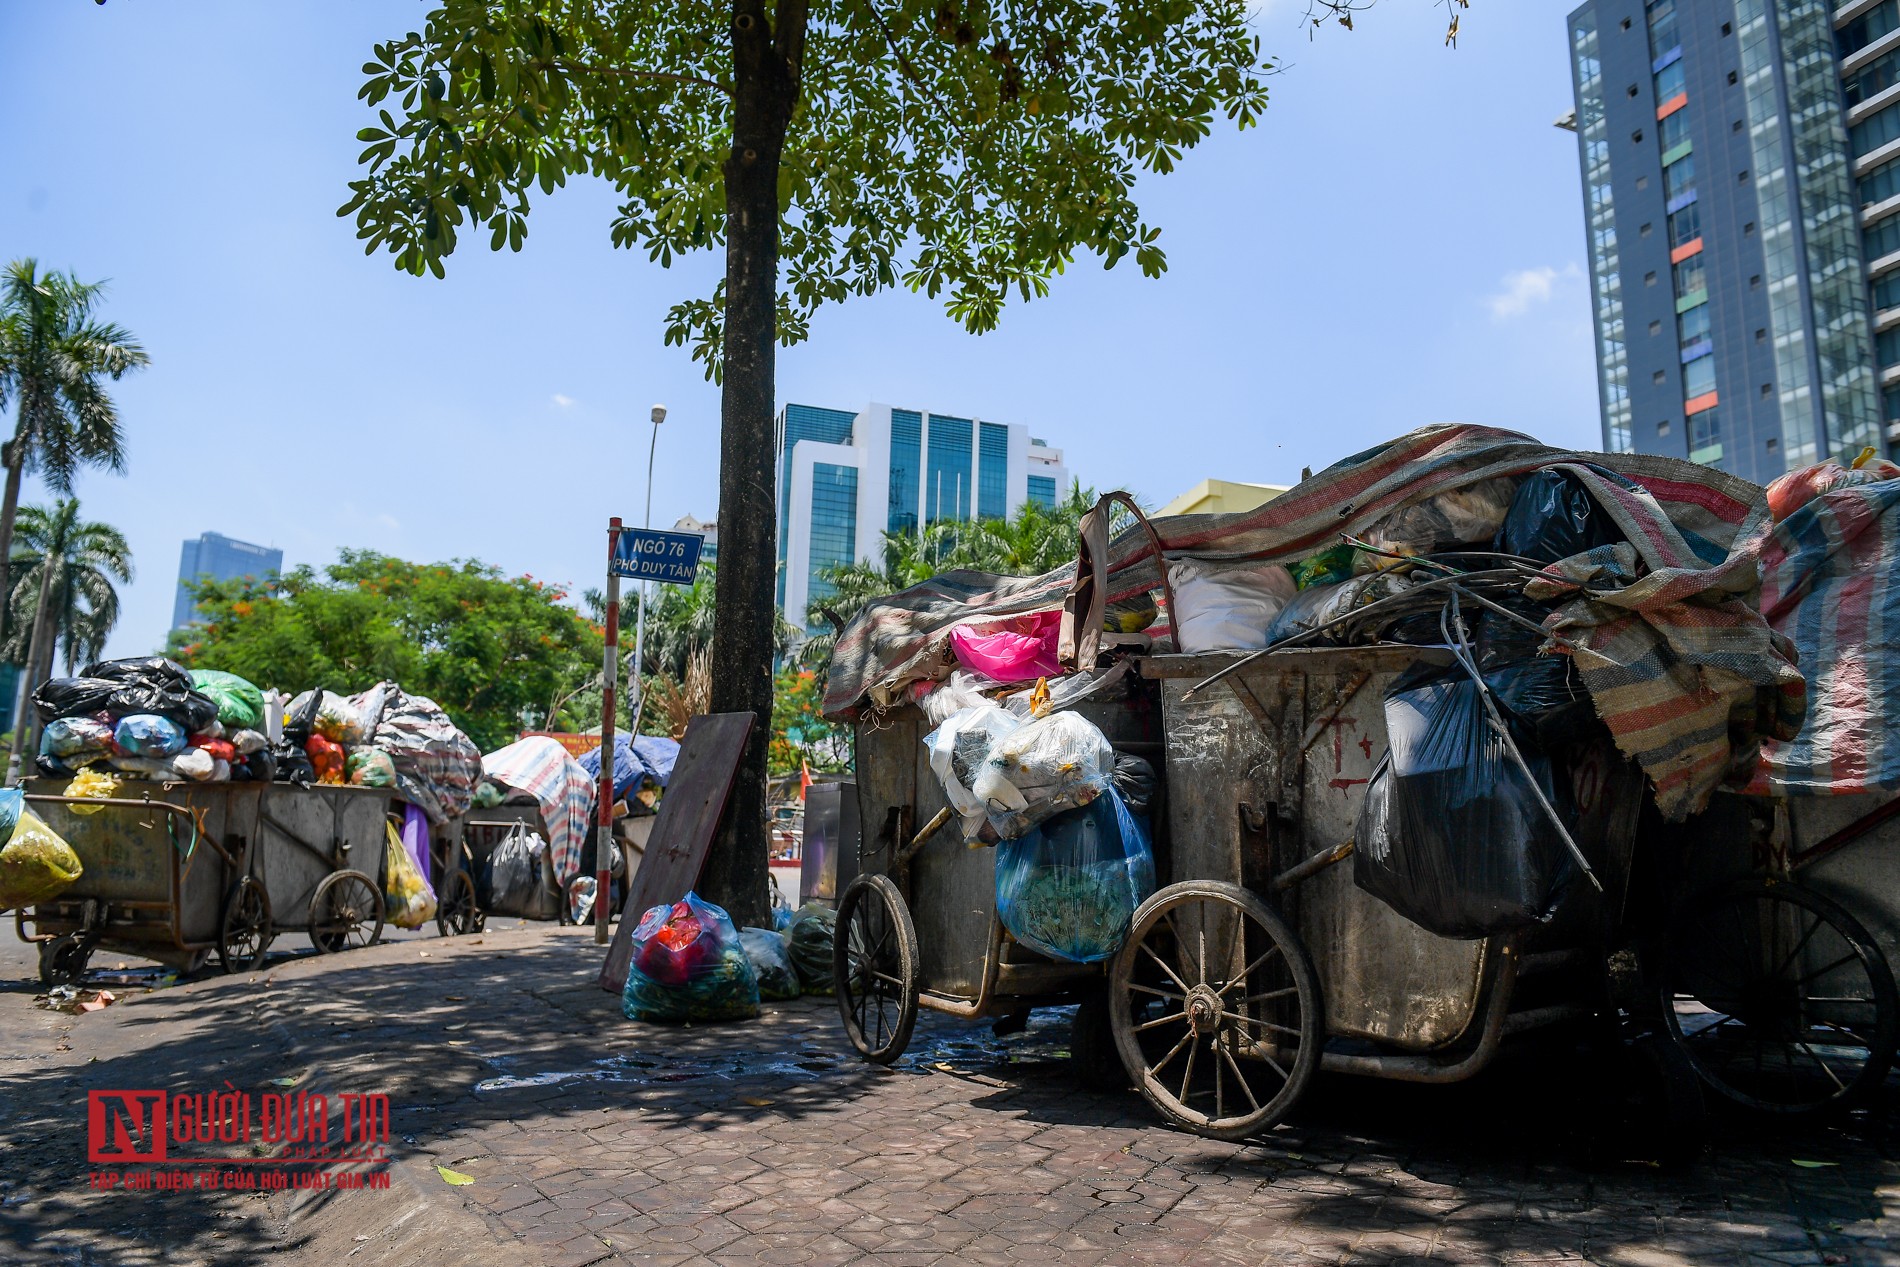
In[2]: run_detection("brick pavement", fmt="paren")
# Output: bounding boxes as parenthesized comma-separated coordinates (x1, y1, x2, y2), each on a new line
(1, 925, 1895, 1266)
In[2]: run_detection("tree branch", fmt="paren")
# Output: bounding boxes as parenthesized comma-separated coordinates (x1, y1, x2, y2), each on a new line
(542, 59, 733, 98)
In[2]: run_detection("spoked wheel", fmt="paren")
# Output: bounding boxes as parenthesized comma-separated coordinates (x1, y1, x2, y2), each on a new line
(1109, 881, 1323, 1141)
(1661, 880, 1898, 1117)
(308, 870, 385, 954)
(833, 874, 920, 1065)
(436, 869, 480, 936)
(217, 876, 274, 973)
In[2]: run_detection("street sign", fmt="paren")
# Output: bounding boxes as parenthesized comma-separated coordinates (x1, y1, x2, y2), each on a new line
(611, 527, 705, 585)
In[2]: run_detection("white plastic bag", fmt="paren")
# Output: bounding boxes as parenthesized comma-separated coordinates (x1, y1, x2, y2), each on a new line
(974, 710, 1114, 838)
(924, 705, 1023, 833)
(1168, 560, 1298, 653)
(920, 670, 1007, 727)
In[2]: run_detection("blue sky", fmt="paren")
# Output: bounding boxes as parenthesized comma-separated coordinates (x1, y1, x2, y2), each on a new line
(1, 1, 1598, 659)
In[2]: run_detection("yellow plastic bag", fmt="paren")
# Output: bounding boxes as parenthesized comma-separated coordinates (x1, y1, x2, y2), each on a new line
(0, 809, 84, 911)
(382, 823, 437, 930)
(68, 767, 121, 815)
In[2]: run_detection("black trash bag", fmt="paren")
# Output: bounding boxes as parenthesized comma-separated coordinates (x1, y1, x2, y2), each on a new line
(1110, 752, 1157, 817)
(1353, 665, 1574, 939)
(243, 749, 278, 784)
(281, 689, 323, 746)
(1472, 602, 1599, 747)
(105, 682, 219, 733)
(83, 656, 195, 692)
(483, 827, 561, 920)
(33, 677, 118, 723)
(1494, 469, 1622, 564)
(272, 741, 315, 785)
(36, 753, 74, 778)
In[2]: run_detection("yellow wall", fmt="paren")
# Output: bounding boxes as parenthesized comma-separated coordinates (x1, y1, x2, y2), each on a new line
(1156, 478, 1290, 518)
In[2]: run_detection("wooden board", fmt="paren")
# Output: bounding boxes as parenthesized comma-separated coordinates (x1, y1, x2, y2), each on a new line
(597, 711, 755, 993)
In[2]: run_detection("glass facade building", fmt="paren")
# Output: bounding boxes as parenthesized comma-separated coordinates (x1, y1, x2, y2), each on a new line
(173, 532, 284, 631)
(1566, 0, 1892, 483)
(775, 401, 1069, 634)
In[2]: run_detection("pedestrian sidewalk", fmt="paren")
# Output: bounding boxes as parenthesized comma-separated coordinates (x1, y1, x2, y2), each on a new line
(1, 925, 1894, 1266)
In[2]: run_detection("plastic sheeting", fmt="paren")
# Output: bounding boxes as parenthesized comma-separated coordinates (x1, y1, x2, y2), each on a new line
(347, 682, 482, 825)
(578, 734, 681, 804)
(481, 735, 596, 883)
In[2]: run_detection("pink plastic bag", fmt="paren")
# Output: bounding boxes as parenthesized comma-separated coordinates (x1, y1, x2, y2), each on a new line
(949, 611, 1063, 683)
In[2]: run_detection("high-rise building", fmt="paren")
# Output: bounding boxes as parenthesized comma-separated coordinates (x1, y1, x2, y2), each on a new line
(1564, 0, 1896, 485)
(172, 532, 283, 631)
(672, 513, 718, 564)
(775, 401, 1069, 633)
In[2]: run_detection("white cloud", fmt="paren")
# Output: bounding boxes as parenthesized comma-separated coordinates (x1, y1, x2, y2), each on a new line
(551, 393, 576, 407)
(1486, 263, 1583, 320)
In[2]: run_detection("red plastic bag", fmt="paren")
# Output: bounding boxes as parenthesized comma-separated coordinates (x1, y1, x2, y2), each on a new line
(306, 734, 346, 785)
(192, 738, 237, 764)
(1766, 451, 1900, 522)
(948, 610, 1062, 683)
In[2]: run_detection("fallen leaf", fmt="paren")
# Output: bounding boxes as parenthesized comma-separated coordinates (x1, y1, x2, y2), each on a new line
(444, 995, 466, 1002)
(1792, 1159, 1839, 1169)
(436, 1166, 474, 1186)
(268, 1076, 303, 1089)
(742, 1097, 773, 1107)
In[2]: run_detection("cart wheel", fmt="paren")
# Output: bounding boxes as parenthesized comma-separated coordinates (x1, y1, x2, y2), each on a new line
(1109, 880, 1323, 1141)
(1072, 982, 1130, 1092)
(834, 874, 920, 1065)
(217, 877, 274, 974)
(308, 870, 386, 953)
(1661, 880, 1899, 1117)
(436, 869, 479, 937)
(38, 932, 93, 987)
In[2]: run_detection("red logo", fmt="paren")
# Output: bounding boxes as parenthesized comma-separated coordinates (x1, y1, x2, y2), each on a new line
(89, 1091, 168, 1164)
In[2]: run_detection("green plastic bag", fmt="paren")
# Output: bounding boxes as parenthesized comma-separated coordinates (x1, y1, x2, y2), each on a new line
(0, 809, 84, 911)
(1288, 543, 1358, 591)
(189, 669, 265, 731)
(348, 748, 397, 788)
(786, 902, 837, 997)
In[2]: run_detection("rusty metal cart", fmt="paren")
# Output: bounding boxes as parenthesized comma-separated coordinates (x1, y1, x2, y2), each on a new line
(17, 778, 396, 985)
(836, 643, 1678, 1146)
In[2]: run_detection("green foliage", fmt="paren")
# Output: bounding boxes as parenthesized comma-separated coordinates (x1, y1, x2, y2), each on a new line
(4, 499, 133, 673)
(169, 550, 601, 751)
(340, 0, 1270, 378)
(770, 666, 848, 774)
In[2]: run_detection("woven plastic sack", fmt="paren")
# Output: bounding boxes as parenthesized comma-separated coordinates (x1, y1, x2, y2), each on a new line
(786, 902, 837, 996)
(1168, 560, 1297, 653)
(996, 789, 1154, 963)
(348, 748, 396, 788)
(287, 690, 366, 744)
(41, 716, 115, 763)
(114, 714, 186, 758)
(189, 669, 265, 730)
(0, 806, 83, 911)
(1765, 453, 1900, 522)
(972, 709, 1114, 840)
(741, 926, 802, 1001)
(348, 683, 481, 823)
(622, 893, 760, 1023)
(382, 822, 438, 929)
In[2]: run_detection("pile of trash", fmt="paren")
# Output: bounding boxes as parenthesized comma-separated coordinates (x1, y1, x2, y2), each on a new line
(32, 660, 482, 824)
(619, 892, 838, 1024)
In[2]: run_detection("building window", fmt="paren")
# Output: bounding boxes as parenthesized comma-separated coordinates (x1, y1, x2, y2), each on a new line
(925, 414, 975, 523)
(1650, 319, 1663, 334)
(1027, 474, 1057, 509)
(1733, 119, 1743, 132)
(1760, 383, 1772, 397)
(1668, 201, 1701, 247)
(1865, 213, 1900, 264)
(1633, 129, 1645, 143)
(1728, 70, 1738, 85)
(1766, 436, 1779, 451)
(1684, 356, 1717, 398)
(1621, 17, 1631, 30)
(805, 463, 860, 622)
(1876, 326, 1900, 365)
(1646, 271, 1659, 286)
(1744, 221, 1754, 234)
(1737, 169, 1749, 182)
(1839, 0, 1900, 58)
(1843, 47, 1900, 109)
(1862, 158, 1900, 207)
(1636, 175, 1649, 190)
(1658, 420, 1672, 436)
(1654, 370, 1668, 384)
(1660, 110, 1690, 151)
(1757, 328, 1767, 343)
(1689, 407, 1722, 465)
(1876, 272, 1900, 309)
(977, 421, 1008, 520)
(1664, 153, 1696, 201)
(1721, 21, 1730, 35)
(1751, 274, 1762, 288)
(1629, 84, 1641, 98)
(887, 408, 922, 534)
(1646, 0, 1677, 52)
(1641, 222, 1653, 237)
(1673, 252, 1707, 296)
(1851, 102, 1900, 157)
(1679, 302, 1711, 354)
(1656, 60, 1686, 100)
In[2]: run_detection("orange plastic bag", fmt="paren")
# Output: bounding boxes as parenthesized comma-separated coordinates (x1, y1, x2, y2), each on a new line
(306, 734, 346, 785)
(1766, 448, 1900, 521)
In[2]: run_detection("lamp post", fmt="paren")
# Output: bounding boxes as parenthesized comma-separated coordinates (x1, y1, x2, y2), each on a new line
(629, 403, 667, 738)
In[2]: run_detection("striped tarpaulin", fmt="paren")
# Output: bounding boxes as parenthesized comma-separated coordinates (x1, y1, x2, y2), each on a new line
(482, 736, 597, 883)
(1745, 481, 1900, 795)
(823, 424, 1808, 820)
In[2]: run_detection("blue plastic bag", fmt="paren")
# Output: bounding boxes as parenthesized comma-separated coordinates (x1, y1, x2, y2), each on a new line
(995, 788, 1155, 964)
(114, 713, 186, 758)
(0, 788, 23, 847)
(740, 927, 802, 1001)
(621, 892, 760, 1023)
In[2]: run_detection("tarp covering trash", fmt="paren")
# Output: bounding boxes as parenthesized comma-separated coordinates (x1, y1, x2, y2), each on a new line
(824, 424, 1808, 820)
(481, 736, 597, 883)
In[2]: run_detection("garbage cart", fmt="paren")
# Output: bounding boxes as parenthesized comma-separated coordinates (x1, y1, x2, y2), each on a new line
(16, 778, 398, 984)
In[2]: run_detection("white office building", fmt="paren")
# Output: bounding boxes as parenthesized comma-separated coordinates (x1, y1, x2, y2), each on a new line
(776, 401, 1069, 633)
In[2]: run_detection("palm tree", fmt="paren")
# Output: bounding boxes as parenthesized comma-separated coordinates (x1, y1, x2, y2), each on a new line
(5, 500, 134, 769)
(0, 261, 149, 637)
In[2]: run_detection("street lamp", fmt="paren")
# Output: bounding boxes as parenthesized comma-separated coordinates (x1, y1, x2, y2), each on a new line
(629, 404, 667, 737)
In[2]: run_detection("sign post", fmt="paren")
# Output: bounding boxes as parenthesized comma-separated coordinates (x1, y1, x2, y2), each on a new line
(594, 523, 706, 944)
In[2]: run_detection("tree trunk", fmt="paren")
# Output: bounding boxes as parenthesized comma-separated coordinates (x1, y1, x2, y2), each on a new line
(700, 0, 805, 929)
(6, 560, 55, 785)
(0, 444, 24, 646)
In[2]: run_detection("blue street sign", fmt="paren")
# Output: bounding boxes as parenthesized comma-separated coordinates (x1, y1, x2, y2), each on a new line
(611, 528, 705, 585)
